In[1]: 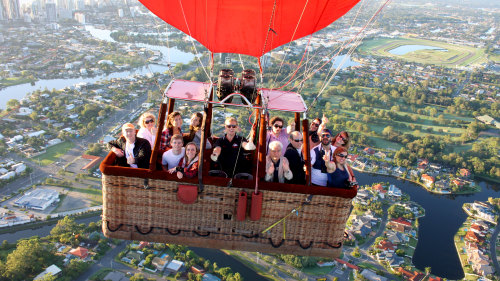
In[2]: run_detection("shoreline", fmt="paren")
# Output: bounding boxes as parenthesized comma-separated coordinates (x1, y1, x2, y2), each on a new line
(352, 166, 481, 195)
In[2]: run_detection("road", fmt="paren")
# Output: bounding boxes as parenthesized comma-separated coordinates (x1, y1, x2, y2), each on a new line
(490, 223, 500, 275)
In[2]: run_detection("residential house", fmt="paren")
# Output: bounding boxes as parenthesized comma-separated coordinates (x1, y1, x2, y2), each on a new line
(388, 185, 402, 198)
(360, 269, 388, 281)
(69, 247, 89, 260)
(364, 147, 375, 155)
(460, 168, 471, 178)
(377, 240, 395, 253)
(152, 256, 170, 272)
(421, 174, 435, 187)
(467, 251, 489, 267)
(387, 231, 408, 245)
(465, 231, 485, 244)
(191, 265, 206, 274)
(472, 264, 494, 276)
(126, 251, 144, 261)
(388, 217, 412, 233)
(103, 271, 128, 281)
(397, 267, 424, 281)
(386, 253, 404, 268)
(34, 265, 62, 281)
(428, 277, 443, 281)
(393, 166, 407, 176)
(166, 259, 184, 274)
(203, 273, 221, 281)
(372, 184, 386, 199)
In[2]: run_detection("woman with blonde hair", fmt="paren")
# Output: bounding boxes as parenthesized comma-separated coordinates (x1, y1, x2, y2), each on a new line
(137, 112, 157, 147)
(159, 111, 183, 151)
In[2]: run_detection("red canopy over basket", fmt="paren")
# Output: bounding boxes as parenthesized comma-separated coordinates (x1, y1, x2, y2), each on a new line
(139, 0, 360, 57)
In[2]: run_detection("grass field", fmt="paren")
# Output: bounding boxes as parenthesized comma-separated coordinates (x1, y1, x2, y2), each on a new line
(33, 141, 75, 166)
(358, 37, 488, 67)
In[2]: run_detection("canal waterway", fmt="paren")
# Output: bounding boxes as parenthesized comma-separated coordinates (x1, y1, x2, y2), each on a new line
(0, 64, 170, 109)
(388, 44, 448, 55)
(356, 172, 499, 280)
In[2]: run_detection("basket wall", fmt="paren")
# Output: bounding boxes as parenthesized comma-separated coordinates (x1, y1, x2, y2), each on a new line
(102, 174, 352, 258)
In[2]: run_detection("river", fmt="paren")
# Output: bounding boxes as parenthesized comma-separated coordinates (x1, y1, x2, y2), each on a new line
(356, 172, 499, 280)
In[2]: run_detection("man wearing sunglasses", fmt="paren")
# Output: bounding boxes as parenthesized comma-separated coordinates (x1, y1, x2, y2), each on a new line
(266, 116, 289, 156)
(211, 117, 256, 178)
(310, 129, 335, 186)
(284, 131, 306, 185)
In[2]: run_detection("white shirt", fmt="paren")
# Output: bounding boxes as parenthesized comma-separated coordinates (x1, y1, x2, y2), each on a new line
(162, 148, 185, 169)
(125, 142, 138, 168)
(137, 127, 155, 148)
(310, 144, 336, 186)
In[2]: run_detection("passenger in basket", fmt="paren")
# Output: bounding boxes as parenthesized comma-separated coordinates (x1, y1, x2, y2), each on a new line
(175, 142, 199, 179)
(332, 131, 351, 150)
(265, 141, 293, 183)
(310, 129, 335, 186)
(323, 147, 356, 189)
(308, 115, 328, 149)
(211, 117, 256, 178)
(159, 111, 183, 151)
(162, 134, 185, 171)
(108, 123, 152, 169)
(137, 112, 157, 148)
(284, 131, 306, 185)
(266, 116, 289, 156)
(184, 112, 212, 149)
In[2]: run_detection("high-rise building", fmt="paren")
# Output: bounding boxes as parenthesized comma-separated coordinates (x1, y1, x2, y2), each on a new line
(46, 2, 56, 22)
(1, 0, 21, 20)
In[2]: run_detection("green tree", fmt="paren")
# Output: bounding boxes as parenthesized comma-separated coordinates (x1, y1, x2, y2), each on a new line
(6, 99, 20, 109)
(2, 238, 56, 281)
(50, 216, 82, 237)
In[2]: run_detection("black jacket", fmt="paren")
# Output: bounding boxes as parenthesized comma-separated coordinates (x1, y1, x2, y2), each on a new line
(284, 143, 306, 185)
(108, 137, 152, 169)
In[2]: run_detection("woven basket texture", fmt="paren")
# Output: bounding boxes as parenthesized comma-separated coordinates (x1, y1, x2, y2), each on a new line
(102, 174, 351, 257)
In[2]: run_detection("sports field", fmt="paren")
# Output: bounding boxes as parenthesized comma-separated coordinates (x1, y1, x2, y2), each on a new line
(358, 37, 490, 67)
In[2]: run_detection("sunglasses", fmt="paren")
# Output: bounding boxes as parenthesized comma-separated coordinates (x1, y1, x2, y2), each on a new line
(293, 139, 303, 142)
(312, 123, 320, 127)
(273, 124, 283, 129)
(321, 134, 331, 138)
(336, 154, 348, 158)
(226, 124, 237, 128)
(338, 135, 347, 142)
(144, 119, 154, 124)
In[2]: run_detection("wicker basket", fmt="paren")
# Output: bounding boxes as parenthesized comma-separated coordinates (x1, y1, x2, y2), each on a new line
(102, 172, 354, 258)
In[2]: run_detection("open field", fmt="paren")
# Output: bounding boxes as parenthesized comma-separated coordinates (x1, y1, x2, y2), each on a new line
(33, 141, 75, 166)
(358, 37, 489, 67)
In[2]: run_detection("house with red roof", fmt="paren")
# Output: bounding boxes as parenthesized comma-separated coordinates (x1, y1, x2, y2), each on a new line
(69, 247, 89, 260)
(397, 267, 424, 281)
(459, 168, 471, 178)
(421, 174, 435, 187)
(470, 223, 486, 236)
(363, 147, 375, 155)
(388, 217, 412, 233)
(377, 239, 395, 253)
(465, 231, 485, 243)
(428, 277, 443, 281)
(372, 184, 387, 198)
(334, 258, 360, 271)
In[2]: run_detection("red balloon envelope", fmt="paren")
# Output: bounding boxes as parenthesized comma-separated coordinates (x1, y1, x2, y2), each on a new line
(139, 0, 360, 57)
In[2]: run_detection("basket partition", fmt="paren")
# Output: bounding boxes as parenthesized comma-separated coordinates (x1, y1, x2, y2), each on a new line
(102, 173, 353, 258)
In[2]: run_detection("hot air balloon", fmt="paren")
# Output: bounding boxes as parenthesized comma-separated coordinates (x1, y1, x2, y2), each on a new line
(101, 0, 362, 258)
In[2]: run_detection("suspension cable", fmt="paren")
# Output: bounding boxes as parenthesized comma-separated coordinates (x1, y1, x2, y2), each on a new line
(308, 0, 392, 111)
(177, 0, 212, 83)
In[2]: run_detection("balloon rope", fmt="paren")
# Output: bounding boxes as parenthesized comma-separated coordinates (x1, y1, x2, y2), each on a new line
(307, 0, 392, 111)
(119, 0, 164, 96)
(261, 0, 277, 57)
(177, 0, 212, 83)
(269, 0, 310, 90)
(318, 0, 367, 91)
